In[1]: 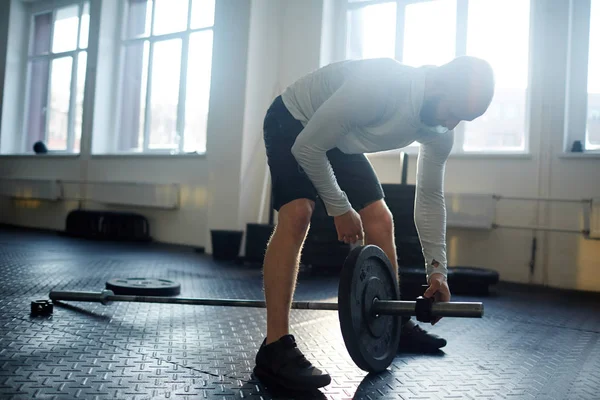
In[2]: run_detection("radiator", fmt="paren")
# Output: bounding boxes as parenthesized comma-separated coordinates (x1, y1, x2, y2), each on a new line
(590, 198, 600, 239)
(0, 179, 61, 201)
(78, 182, 181, 210)
(445, 193, 496, 230)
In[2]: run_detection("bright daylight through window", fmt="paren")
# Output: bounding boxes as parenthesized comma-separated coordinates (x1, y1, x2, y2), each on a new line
(345, 0, 531, 153)
(116, 0, 215, 154)
(24, 2, 89, 153)
(586, 0, 600, 150)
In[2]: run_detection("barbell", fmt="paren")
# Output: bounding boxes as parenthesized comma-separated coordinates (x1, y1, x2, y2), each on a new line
(44, 245, 484, 373)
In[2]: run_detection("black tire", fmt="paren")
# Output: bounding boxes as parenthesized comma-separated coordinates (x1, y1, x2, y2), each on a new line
(399, 266, 499, 297)
(448, 266, 499, 285)
(398, 266, 427, 300)
(398, 266, 427, 281)
(447, 266, 499, 296)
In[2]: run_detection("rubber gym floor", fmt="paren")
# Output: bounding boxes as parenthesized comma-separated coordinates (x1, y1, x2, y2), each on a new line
(1, 226, 599, 400)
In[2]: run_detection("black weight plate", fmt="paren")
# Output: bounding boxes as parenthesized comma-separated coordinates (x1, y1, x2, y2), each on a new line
(338, 245, 400, 373)
(106, 278, 181, 296)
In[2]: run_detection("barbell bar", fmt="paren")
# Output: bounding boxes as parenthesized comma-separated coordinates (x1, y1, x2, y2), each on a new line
(48, 289, 483, 319)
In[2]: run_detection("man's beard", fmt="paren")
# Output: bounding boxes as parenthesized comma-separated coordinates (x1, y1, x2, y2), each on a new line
(419, 96, 450, 134)
(420, 96, 441, 127)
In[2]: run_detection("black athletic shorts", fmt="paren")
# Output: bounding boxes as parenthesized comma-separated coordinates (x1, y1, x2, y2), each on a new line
(263, 95, 384, 213)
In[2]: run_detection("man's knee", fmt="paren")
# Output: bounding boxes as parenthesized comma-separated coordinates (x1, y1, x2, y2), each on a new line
(277, 199, 315, 239)
(360, 200, 394, 237)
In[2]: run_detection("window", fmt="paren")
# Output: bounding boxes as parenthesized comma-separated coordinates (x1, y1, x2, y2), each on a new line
(346, 2, 397, 60)
(586, 0, 600, 150)
(565, 0, 600, 152)
(462, 0, 530, 152)
(342, 0, 532, 154)
(402, 0, 456, 67)
(23, 2, 90, 153)
(114, 0, 215, 154)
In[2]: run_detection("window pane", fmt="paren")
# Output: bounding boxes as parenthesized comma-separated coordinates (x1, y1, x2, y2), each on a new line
(117, 41, 150, 152)
(79, 2, 90, 49)
(31, 13, 52, 55)
(185, 30, 213, 153)
(463, 0, 530, 152)
(126, 0, 152, 38)
(586, 0, 600, 149)
(190, 0, 215, 29)
(403, 0, 456, 66)
(346, 2, 396, 60)
(148, 39, 182, 149)
(47, 57, 73, 151)
(74, 52, 87, 153)
(25, 59, 49, 151)
(153, 0, 188, 35)
(52, 5, 79, 53)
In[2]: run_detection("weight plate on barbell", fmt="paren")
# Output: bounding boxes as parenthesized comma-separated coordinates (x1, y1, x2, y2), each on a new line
(338, 245, 400, 373)
(106, 278, 181, 296)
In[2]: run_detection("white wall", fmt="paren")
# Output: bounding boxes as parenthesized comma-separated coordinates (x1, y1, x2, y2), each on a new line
(319, 0, 337, 68)
(0, 0, 599, 292)
(0, 0, 11, 151)
(237, 0, 333, 230)
(90, 0, 120, 154)
(278, 0, 325, 89)
(537, 1, 600, 292)
(0, 0, 28, 153)
(238, 0, 284, 231)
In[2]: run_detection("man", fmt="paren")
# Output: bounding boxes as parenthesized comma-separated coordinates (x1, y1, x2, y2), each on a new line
(253, 56, 495, 391)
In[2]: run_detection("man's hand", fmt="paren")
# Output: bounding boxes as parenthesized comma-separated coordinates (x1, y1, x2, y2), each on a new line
(334, 208, 364, 244)
(423, 273, 451, 325)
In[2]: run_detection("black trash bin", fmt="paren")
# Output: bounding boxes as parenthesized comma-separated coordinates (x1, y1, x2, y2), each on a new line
(211, 230, 243, 261)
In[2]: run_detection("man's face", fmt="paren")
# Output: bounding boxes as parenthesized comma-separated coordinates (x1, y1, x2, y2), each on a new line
(420, 90, 487, 131)
(420, 95, 467, 131)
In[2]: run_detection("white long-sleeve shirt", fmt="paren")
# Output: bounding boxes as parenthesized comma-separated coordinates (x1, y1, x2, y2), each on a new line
(281, 58, 452, 279)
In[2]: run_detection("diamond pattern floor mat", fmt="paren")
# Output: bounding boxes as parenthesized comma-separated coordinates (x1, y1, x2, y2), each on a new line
(0, 226, 599, 399)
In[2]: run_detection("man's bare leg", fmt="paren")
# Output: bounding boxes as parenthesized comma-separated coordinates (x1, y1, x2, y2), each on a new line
(359, 200, 398, 274)
(263, 199, 314, 344)
(255, 198, 331, 389)
(359, 199, 447, 351)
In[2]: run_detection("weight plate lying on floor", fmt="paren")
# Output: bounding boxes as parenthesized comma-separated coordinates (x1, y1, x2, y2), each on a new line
(338, 245, 400, 373)
(106, 278, 181, 296)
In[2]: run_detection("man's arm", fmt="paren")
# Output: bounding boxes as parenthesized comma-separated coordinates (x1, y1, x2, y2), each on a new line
(291, 81, 383, 216)
(414, 130, 454, 282)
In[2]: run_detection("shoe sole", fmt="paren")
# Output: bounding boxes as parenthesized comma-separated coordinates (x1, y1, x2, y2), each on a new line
(253, 365, 331, 391)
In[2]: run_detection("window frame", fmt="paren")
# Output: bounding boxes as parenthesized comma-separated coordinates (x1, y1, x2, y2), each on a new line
(21, 0, 89, 154)
(337, 0, 534, 157)
(564, 0, 600, 153)
(112, 0, 215, 155)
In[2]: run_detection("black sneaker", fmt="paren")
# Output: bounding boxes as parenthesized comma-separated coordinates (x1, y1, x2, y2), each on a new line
(253, 334, 331, 391)
(398, 319, 447, 353)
